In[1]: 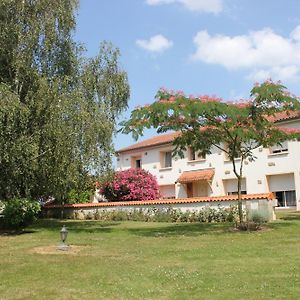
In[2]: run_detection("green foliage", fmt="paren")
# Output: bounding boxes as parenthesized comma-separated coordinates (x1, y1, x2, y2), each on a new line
(237, 221, 261, 231)
(1, 198, 41, 229)
(248, 209, 269, 224)
(72, 205, 240, 223)
(121, 83, 300, 163)
(0, 1, 130, 200)
(66, 189, 92, 204)
(237, 209, 269, 231)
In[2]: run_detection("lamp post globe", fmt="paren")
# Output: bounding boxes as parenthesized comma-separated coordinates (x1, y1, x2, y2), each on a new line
(60, 225, 68, 244)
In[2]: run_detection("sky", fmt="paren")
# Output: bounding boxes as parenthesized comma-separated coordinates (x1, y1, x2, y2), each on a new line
(75, 0, 300, 151)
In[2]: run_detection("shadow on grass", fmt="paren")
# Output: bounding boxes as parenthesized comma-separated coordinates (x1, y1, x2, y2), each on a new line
(31, 218, 120, 234)
(0, 229, 37, 236)
(33, 219, 236, 237)
(278, 212, 300, 221)
(127, 222, 234, 237)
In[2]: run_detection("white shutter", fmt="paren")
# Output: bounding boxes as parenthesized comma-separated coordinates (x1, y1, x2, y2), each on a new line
(268, 174, 295, 191)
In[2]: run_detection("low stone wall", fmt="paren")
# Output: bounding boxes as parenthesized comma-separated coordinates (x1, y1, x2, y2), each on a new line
(43, 193, 277, 221)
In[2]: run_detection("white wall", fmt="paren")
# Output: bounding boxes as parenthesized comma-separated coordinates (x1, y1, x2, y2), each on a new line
(159, 185, 175, 198)
(223, 178, 246, 194)
(51, 198, 276, 221)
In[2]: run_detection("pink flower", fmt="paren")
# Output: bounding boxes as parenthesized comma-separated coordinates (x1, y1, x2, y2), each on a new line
(100, 168, 160, 201)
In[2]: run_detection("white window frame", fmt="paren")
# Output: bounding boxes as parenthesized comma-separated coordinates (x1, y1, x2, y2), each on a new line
(160, 151, 172, 168)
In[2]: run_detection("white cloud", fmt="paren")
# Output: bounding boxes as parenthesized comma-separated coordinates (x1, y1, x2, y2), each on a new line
(136, 34, 173, 53)
(146, 0, 223, 14)
(229, 89, 246, 101)
(191, 26, 300, 82)
(247, 66, 300, 83)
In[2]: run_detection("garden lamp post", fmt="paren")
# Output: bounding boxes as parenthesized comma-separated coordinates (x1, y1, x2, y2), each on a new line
(57, 225, 69, 251)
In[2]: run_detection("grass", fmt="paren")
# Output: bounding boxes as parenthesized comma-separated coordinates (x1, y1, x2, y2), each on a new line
(1, 211, 300, 299)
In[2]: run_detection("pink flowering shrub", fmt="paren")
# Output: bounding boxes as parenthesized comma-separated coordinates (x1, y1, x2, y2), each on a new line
(100, 168, 160, 201)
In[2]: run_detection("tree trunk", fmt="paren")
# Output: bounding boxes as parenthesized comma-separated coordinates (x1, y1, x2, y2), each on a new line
(237, 175, 243, 224)
(231, 154, 244, 224)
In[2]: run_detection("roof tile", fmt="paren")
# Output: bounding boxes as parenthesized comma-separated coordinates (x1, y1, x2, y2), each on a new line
(44, 193, 274, 209)
(268, 110, 300, 122)
(116, 132, 179, 153)
(117, 111, 299, 153)
(177, 169, 215, 183)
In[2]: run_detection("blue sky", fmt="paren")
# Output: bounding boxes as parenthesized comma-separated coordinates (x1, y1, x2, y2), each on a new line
(75, 0, 300, 151)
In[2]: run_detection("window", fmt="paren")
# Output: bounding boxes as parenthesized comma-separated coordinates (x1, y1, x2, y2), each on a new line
(135, 159, 141, 169)
(161, 151, 172, 168)
(269, 141, 288, 154)
(275, 190, 296, 207)
(159, 185, 175, 199)
(188, 148, 205, 161)
(227, 191, 247, 195)
(131, 156, 142, 169)
(223, 178, 247, 195)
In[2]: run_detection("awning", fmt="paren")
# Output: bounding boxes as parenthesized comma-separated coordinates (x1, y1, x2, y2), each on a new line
(177, 169, 215, 184)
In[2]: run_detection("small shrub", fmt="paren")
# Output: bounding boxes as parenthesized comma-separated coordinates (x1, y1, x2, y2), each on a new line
(225, 206, 239, 223)
(74, 211, 86, 220)
(248, 210, 269, 224)
(152, 208, 173, 222)
(94, 209, 102, 220)
(0, 200, 5, 214)
(66, 189, 92, 204)
(237, 209, 269, 231)
(85, 212, 95, 220)
(2, 198, 41, 229)
(237, 221, 261, 231)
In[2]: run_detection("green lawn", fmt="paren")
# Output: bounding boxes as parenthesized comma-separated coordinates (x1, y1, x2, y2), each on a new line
(1, 211, 300, 300)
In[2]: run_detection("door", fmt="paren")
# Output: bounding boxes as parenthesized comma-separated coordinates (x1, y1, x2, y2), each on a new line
(187, 183, 193, 198)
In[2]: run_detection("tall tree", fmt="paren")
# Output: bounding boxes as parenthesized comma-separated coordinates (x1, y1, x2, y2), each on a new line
(0, 0, 130, 201)
(120, 82, 300, 223)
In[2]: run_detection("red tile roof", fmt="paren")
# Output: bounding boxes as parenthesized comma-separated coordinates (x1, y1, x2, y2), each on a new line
(269, 110, 300, 122)
(177, 169, 215, 183)
(44, 193, 274, 209)
(117, 111, 299, 153)
(116, 131, 180, 153)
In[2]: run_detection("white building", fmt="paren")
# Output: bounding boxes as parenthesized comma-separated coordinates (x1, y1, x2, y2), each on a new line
(116, 112, 300, 210)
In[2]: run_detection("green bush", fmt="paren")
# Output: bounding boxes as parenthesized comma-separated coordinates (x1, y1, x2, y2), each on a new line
(248, 210, 269, 224)
(2, 198, 41, 229)
(237, 209, 270, 231)
(237, 221, 261, 231)
(66, 189, 92, 204)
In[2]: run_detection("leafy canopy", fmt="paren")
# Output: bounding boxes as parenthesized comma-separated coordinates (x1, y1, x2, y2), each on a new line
(120, 81, 300, 163)
(0, 0, 130, 200)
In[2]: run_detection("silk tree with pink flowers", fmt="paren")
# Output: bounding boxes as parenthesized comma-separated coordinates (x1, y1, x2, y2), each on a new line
(120, 81, 300, 223)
